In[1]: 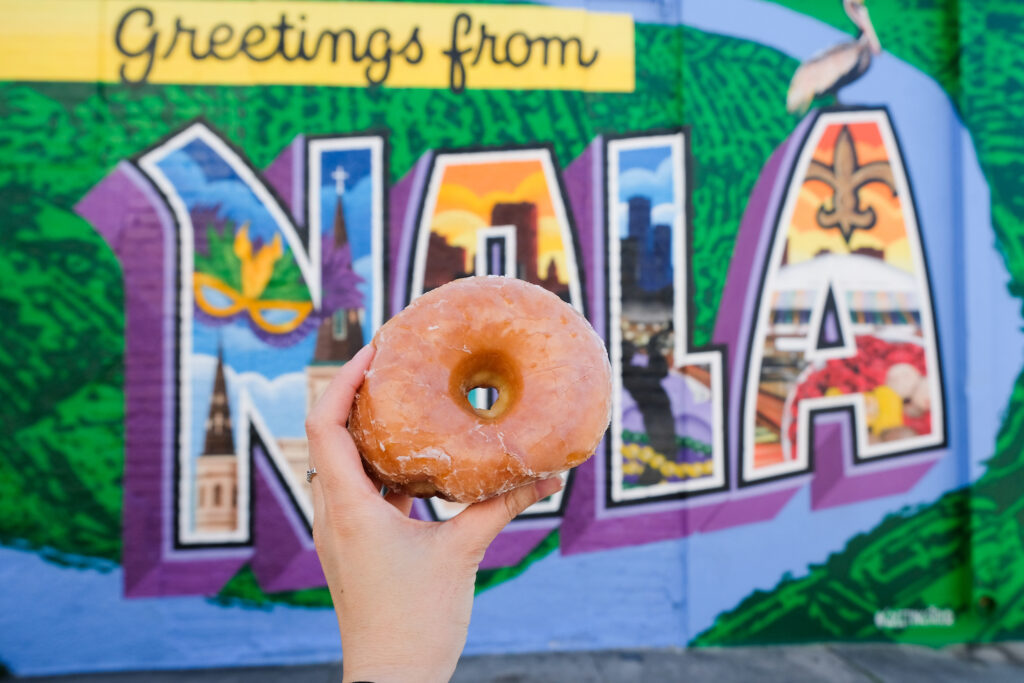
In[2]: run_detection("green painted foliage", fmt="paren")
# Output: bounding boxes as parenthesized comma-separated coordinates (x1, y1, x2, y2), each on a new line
(694, 489, 974, 645)
(0, 191, 123, 561)
(968, 369, 1024, 642)
(213, 566, 334, 609)
(261, 246, 312, 303)
(195, 222, 244, 293)
(475, 529, 560, 595)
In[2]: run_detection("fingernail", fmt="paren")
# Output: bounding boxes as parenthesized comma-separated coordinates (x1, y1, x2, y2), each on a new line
(536, 477, 563, 499)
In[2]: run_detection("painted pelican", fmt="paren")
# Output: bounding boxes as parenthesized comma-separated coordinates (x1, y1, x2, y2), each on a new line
(786, 0, 882, 114)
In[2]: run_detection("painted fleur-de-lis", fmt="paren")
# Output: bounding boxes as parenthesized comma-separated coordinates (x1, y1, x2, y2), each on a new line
(806, 125, 896, 243)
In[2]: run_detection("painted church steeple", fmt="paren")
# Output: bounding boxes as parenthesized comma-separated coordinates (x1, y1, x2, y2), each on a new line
(195, 344, 239, 534)
(313, 164, 365, 364)
(202, 344, 235, 457)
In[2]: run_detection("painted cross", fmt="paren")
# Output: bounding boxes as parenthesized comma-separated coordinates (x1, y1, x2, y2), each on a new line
(331, 165, 349, 196)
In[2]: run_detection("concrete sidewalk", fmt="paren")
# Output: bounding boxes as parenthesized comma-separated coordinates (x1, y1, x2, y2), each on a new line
(13, 644, 1024, 682)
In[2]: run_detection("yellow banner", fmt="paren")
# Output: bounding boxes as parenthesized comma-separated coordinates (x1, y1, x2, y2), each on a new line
(0, 0, 634, 92)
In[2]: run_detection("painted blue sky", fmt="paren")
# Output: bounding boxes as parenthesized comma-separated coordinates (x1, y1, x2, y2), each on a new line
(617, 145, 678, 239)
(620, 145, 672, 175)
(158, 139, 291, 244)
(319, 147, 371, 192)
(618, 145, 675, 206)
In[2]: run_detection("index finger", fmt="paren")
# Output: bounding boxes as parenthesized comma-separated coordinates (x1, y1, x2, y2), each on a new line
(304, 344, 376, 489)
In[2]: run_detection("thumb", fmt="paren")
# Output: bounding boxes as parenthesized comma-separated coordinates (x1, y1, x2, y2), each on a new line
(445, 477, 563, 557)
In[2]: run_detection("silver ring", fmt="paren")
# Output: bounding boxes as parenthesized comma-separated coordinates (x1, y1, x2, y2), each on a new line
(306, 467, 317, 483)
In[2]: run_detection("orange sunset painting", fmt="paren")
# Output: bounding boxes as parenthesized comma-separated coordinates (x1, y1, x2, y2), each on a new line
(420, 155, 573, 301)
(787, 122, 912, 271)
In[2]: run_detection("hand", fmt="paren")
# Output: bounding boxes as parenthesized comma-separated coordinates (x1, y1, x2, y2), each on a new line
(306, 345, 563, 683)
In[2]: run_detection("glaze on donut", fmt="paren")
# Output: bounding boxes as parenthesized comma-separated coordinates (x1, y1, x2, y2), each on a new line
(349, 276, 612, 503)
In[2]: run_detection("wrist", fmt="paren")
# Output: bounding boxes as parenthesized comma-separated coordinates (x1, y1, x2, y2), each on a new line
(340, 615, 463, 683)
(342, 645, 458, 683)
(343, 661, 454, 683)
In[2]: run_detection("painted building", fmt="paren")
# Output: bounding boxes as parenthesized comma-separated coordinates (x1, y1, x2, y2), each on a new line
(195, 348, 239, 535)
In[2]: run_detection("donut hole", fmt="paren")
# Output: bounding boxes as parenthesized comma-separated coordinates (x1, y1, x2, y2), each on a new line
(451, 350, 522, 420)
(468, 386, 500, 412)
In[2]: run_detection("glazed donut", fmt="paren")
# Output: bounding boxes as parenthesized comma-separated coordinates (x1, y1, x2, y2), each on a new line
(349, 276, 612, 503)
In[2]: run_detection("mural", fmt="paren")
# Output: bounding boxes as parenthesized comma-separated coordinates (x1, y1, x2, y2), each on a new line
(3, 0, 1024, 675)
